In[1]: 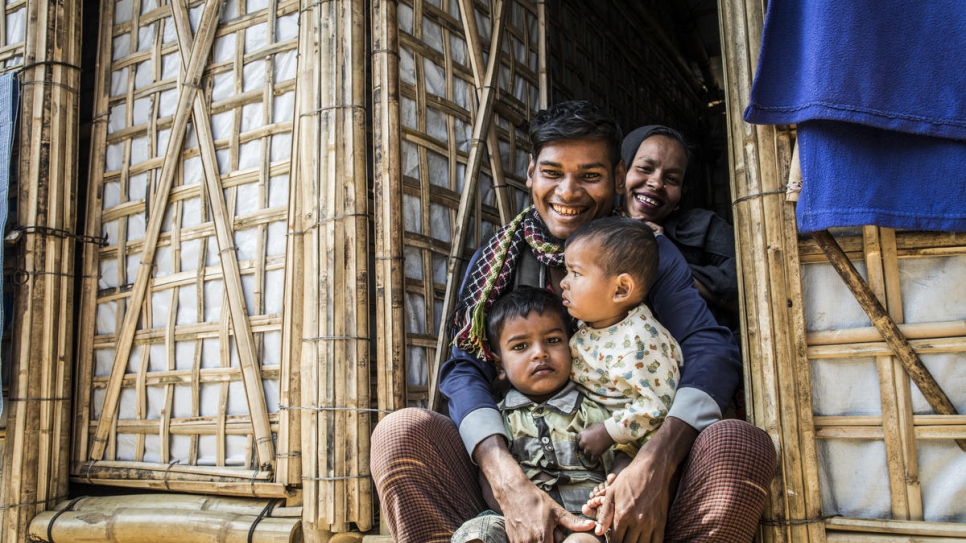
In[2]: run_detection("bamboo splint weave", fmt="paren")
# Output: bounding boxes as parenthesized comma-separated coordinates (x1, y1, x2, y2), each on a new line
(73, 0, 300, 494)
(385, 0, 540, 409)
(545, 0, 703, 141)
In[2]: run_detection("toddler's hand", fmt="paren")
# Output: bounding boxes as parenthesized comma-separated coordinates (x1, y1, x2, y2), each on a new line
(578, 423, 615, 461)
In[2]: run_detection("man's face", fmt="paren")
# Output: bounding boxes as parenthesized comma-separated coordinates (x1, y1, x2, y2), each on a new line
(526, 139, 624, 240)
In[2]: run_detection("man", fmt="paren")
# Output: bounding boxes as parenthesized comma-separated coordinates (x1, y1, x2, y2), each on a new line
(371, 101, 776, 543)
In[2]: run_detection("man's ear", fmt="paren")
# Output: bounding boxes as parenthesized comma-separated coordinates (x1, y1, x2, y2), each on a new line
(525, 154, 535, 189)
(612, 273, 637, 303)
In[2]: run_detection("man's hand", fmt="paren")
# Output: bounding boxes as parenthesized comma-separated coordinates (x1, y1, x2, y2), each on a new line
(475, 435, 596, 542)
(594, 417, 698, 543)
(578, 423, 616, 461)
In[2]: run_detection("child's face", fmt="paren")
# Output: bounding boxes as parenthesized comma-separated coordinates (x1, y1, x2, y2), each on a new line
(493, 309, 573, 403)
(560, 237, 629, 329)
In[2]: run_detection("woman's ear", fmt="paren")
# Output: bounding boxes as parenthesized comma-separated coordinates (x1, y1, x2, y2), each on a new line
(612, 273, 637, 303)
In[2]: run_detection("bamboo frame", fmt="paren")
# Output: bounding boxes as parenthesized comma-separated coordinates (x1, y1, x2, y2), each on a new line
(73, 0, 300, 490)
(0, 0, 81, 540)
(719, 2, 820, 543)
(811, 230, 965, 452)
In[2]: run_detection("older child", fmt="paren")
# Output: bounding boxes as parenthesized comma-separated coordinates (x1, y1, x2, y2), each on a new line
(452, 286, 621, 543)
(561, 216, 682, 474)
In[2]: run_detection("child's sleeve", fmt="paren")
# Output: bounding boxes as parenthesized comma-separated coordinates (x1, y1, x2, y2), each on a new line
(603, 341, 681, 445)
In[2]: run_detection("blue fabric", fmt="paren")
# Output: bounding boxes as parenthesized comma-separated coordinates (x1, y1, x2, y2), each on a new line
(743, 1, 966, 233)
(797, 121, 966, 233)
(439, 235, 740, 440)
(0, 71, 19, 416)
(744, 0, 966, 140)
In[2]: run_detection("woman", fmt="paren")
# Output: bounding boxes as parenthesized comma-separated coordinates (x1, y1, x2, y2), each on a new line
(621, 125, 740, 334)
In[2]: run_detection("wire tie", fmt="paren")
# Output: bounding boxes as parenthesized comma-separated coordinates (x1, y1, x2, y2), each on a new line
(732, 189, 786, 207)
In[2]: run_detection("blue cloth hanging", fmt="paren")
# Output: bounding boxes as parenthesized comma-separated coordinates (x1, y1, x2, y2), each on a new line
(0, 71, 20, 416)
(743, 0, 966, 232)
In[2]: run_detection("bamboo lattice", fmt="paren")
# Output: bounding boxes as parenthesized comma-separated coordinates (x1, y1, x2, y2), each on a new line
(382, 0, 538, 409)
(73, 0, 300, 496)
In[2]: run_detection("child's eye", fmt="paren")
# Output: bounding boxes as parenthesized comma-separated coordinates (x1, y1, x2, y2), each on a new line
(511, 343, 527, 351)
(547, 337, 561, 344)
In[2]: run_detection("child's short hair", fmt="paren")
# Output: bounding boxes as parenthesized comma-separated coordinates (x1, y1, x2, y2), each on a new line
(486, 286, 569, 352)
(565, 216, 660, 294)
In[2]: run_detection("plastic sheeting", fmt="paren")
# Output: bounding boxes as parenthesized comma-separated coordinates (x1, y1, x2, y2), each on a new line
(803, 251, 966, 522)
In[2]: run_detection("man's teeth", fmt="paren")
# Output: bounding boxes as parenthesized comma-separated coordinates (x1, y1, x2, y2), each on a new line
(636, 194, 660, 207)
(552, 205, 582, 216)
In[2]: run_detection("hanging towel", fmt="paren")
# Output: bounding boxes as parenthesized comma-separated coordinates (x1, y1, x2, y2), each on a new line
(0, 71, 19, 416)
(743, 0, 966, 232)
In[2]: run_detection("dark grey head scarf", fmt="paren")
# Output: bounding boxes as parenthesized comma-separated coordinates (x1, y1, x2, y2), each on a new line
(621, 125, 689, 167)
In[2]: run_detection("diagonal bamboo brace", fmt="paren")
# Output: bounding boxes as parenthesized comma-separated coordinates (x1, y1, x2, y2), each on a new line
(811, 229, 966, 452)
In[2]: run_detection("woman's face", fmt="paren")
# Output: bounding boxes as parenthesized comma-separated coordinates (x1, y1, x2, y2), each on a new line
(623, 135, 688, 224)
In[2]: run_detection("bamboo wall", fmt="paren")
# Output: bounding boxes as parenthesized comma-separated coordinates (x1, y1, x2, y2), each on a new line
(73, 0, 298, 497)
(720, 1, 966, 541)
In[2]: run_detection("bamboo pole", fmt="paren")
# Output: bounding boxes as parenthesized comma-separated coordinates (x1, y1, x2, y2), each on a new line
(372, 0, 406, 415)
(29, 507, 301, 543)
(42, 495, 301, 516)
(88, 0, 225, 462)
(861, 227, 922, 519)
(807, 321, 966, 345)
(825, 517, 966, 538)
(428, 0, 508, 410)
(811, 229, 966, 453)
(0, 0, 81, 539)
(456, 0, 512, 223)
(719, 0, 821, 541)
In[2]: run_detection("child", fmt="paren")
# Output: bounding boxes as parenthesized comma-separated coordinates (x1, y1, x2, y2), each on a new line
(560, 216, 682, 528)
(451, 286, 622, 543)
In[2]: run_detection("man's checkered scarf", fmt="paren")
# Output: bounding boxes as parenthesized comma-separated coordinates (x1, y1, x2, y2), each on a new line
(450, 206, 564, 362)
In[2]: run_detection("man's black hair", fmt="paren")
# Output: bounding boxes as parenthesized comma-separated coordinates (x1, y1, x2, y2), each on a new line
(485, 286, 569, 353)
(565, 216, 660, 295)
(528, 100, 623, 168)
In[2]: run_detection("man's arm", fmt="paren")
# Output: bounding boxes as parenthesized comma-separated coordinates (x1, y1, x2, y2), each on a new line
(649, 235, 741, 430)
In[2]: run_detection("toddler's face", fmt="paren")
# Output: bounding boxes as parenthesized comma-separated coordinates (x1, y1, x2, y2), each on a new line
(560, 238, 625, 329)
(493, 310, 572, 403)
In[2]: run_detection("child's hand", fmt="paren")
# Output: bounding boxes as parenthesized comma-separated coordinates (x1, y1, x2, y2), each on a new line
(582, 473, 618, 537)
(578, 423, 615, 461)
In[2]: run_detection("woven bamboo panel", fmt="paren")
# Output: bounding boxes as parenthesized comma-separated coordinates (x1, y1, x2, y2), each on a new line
(545, 0, 703, 137)
(72, 0, 299, 494)
(800, 229, 966, 526)
(391, 0, 537, 407)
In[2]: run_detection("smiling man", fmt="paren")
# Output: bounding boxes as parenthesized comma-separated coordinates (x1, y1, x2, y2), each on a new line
(370, 101, 776, 543)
